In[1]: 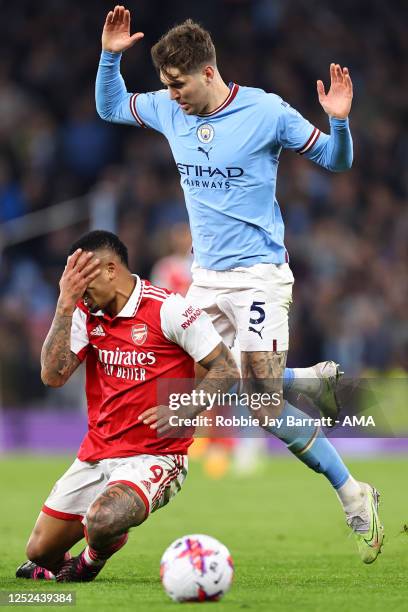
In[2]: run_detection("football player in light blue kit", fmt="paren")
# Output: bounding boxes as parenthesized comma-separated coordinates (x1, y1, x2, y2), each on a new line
(95, 5, 383, 562)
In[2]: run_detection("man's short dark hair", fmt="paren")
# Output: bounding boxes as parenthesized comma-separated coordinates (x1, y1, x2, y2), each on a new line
(69, 230, 129, 267)
(151, 19, 216, 78)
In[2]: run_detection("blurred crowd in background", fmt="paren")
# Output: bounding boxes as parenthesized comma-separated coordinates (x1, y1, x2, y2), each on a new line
(0, 0, 406, 408)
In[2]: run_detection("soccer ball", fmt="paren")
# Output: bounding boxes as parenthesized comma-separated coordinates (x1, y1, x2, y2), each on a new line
(160, 534, 234, 602)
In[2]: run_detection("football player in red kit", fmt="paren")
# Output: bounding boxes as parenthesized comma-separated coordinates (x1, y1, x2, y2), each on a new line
(16, 230, 238, 582)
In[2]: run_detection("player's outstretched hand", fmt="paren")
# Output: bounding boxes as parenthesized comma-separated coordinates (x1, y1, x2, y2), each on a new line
(102, 5, 144, 53)
(317, 63, 353, 119)
(58, 250, 100, 315)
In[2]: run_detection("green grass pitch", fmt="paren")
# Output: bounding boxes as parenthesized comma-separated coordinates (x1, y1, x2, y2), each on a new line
(1, 454, 408, 611)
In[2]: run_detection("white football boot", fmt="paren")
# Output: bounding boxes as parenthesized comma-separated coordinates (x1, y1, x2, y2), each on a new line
(296, 360, 343, 421)
(346, 482, 384, 563)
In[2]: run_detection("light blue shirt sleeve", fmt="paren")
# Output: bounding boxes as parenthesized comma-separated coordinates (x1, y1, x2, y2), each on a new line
(95, 50, 165, 133)
(306, 117, 353, 172)
(275, 97, 353, 172)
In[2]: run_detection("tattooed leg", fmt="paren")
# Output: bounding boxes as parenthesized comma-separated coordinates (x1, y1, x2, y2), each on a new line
(85, 484, 146, 553)
(240, 351, 360, 543)
(241, 351, 287, 422)
(55, 484, 145, 582)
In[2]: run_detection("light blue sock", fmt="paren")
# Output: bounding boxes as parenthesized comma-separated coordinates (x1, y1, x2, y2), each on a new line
(268, 402, 349, 489)
(283, 368, 295, 392)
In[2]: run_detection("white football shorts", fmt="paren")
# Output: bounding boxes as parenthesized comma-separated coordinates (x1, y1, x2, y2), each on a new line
(186, 262, 294, 352)
(42, 454, 188, 523)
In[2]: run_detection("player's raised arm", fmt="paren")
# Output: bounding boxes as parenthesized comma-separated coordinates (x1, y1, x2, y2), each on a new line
(275, 63, 353, 172)
(309, 63, 353, 171)
(41, 251, 100, 388)
(96, 6, 164, 130)
(102, 5, 144, 54)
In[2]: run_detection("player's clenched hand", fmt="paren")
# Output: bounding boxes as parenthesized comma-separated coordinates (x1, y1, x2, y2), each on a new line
(139, 405, 190, 437)
(57, 250, 100, 315)
(139, 405, 173, 435)
(317, 63, 353, 119)
(102, 5, 144, 53)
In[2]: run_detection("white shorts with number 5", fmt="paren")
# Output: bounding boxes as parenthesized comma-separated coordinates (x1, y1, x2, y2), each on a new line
(186, 263, 294, 352)
(42, 454, 188, 523)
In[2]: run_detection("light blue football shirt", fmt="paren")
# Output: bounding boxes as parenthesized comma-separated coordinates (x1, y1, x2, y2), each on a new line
(96, 51, 352, 270)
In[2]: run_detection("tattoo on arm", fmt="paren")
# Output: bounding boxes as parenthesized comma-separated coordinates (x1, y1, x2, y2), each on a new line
(180, 344, 240, 418)
(88, 484, 146, 547)
(200, 343, 239, 378)
(41, 307, 80, 386)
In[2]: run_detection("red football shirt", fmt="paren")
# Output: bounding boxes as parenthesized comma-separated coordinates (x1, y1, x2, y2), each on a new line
(70, 276, 221, 461)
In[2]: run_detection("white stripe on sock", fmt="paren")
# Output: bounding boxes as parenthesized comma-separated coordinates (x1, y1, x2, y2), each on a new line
(83, 546, 105, 567)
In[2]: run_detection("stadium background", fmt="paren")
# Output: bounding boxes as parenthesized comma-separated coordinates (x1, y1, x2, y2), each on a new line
(0, 0, 406, 447)
(0, 2, 407, 609)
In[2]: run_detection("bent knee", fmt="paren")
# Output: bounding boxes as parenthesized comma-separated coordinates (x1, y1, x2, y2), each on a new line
(85, 506, 116, 541)
(86, 504, 146, 535)
(86, 485, 146, 543)
(26, 537, 51, 565)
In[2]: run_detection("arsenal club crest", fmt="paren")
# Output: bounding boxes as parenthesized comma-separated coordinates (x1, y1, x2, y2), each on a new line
(131, 323, 148, 345)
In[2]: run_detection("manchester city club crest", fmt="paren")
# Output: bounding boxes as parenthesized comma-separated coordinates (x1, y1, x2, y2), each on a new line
(131, 323, 148, 345)
(197, 123, 215, 144)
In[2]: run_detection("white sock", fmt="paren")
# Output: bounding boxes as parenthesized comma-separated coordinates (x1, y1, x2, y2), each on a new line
(292, 367, 321, 394)
(336, 476, 364, 513)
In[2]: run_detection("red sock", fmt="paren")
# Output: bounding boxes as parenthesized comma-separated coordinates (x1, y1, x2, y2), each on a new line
(83, 533, 128, 566)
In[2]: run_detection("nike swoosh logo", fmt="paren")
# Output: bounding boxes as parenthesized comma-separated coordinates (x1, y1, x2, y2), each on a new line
(363, 500, 378, 546)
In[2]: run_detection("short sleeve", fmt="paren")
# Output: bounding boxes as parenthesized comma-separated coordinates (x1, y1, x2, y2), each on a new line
(160, 294, 222, 362)
(129, 90, 169, 133)
(70, 308, 89, 361)
(275, 97, 321, 155)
